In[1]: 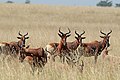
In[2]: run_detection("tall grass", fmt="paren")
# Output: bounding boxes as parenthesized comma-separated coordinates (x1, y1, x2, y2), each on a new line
(0, 4, 120, 80)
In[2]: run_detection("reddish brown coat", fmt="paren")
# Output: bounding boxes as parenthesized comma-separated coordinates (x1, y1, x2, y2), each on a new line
(78, 30, 112, 63)
(19, 46, 47, 66)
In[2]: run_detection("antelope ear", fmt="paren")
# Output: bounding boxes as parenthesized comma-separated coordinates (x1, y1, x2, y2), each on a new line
(75, 36, 78, 39)
(25, 37, 29, 39)
(26, 45, 30, 49)
(108, 36, 110, 38)
(100, 36, 104, 38)
(17, 37, 21, 39)
(58, 33, 62, 37)
(82, 37, 86, 39)
(66, 34, 71, 37)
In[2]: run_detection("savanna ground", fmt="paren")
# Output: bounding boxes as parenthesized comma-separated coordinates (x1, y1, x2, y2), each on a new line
(0, 3, 120, 80)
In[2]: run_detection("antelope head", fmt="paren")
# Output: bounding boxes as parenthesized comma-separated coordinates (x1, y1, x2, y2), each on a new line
(58, 28, 71, 46)
(100, 30, 112, 47)
(17, 31, 29, 47)
(75, 30, 86, 45)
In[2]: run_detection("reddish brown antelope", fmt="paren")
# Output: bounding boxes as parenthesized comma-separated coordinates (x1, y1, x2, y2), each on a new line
(18, 45, 47, 70)
(9, 31, 29, 54)
(66, 31, 86, 65)
(0, 31, 29, 57)
(45, 30, 86, 60)
(67, 30, 86, 51)
(77, 30, 112, 63)
(50, 28, 71, 62)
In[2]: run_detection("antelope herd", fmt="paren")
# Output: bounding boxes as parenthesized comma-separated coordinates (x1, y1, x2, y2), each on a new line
(0, 28, 112, 74)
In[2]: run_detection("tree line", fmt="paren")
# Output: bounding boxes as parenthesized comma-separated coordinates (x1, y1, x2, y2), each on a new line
(6, 0, 30, 4)
(96, 0, 120, 7)
(5, 0, 120, 7)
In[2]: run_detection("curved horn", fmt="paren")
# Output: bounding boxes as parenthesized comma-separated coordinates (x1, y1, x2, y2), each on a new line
(107, 30, 112, 35)
(59, 27, 63, 35)
(80, 31, 85, 36)
(18, 31, 22, 36)
(24, 32, 28, 36)
(66, 28, 71, 35)
(100, 30, 106, 35)
(75, 30, 79, 37)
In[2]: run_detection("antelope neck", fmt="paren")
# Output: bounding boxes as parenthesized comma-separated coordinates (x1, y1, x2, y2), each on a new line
(74, 40, 80, 47)
(18, 39, 24, 45)
(100, 39, 106, 51)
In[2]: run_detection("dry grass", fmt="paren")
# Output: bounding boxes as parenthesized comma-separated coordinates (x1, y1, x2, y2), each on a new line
(0, 3, 120, 80)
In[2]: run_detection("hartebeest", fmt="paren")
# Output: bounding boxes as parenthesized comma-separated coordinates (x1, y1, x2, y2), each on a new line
(67, 30, 86, 51)
(51, 28, 71, 62)
(77, 30, 112, 63)
(45, 30, 86, 60)
(9, 31, 29, 54)
(19, 45, 47, 69)
(0, 31, 29, 57)
(66, 31, 86, 64)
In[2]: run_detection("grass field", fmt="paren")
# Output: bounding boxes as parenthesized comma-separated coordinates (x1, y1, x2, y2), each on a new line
(0, 3, 120, 80)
